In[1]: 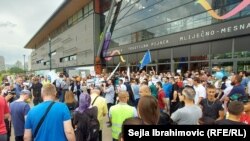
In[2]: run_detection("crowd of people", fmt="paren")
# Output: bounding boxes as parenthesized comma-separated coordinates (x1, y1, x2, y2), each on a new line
(0, 68, 250, 141)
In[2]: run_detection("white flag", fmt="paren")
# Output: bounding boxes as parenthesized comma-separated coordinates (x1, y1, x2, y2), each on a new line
(107, 63, 120, 80)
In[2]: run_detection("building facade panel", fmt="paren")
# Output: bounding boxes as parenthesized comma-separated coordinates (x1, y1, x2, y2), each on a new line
(105, 0, 250, 73)
(31, 13, 95, 71)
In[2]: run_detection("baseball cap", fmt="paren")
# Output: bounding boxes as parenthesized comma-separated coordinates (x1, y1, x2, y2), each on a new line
(21, 90, 31, 95)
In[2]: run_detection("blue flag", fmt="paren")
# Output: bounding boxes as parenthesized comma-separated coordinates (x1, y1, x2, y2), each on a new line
(139, 50, 151, 70)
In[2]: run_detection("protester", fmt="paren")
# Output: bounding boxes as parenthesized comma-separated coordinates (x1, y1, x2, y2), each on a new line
(90, 86, 108, 141)
(30, 77, 43, 106)
(199, 85, 224, 124)
(109, 91, 137, 141)
(10, 90, 31, 141)
(139, 85, 151, 96)
(73, 93, 98, 141)
(24, 84, 75, 141)
(156, 82, 166, 112)
(0, 94, 10, 141)
(137, 95, 160, 125)
(216, 101, 246, 125)
(118, 117, 143, 141)
(171, 87, 202, 125)
(103, 79, 115, 127)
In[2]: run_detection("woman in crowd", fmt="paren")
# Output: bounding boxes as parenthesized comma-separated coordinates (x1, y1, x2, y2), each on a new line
(137, 95, 160, 125)
(73, 93, 98, 141)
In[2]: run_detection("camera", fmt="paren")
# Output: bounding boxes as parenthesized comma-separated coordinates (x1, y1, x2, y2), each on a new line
(4, 82, 10, 86)
(8, 90, 16, 95)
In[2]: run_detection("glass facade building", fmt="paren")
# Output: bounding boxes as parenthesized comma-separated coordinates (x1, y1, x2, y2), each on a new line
(105, 0, 250, 73)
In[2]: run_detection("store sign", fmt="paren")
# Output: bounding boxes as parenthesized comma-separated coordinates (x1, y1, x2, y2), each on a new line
(109, 16, 250, 54)
(197, 0, 250, 20)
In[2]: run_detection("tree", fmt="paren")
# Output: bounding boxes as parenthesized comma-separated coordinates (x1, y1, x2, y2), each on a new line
(8, 67, 24, 74)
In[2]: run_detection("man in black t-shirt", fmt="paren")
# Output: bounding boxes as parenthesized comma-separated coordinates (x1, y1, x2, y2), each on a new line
(216, 101, 246, 125)
(200, 85, 224, 124)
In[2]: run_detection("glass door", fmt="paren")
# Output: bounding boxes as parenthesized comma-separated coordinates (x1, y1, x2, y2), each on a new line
(211, 61, 234, 77)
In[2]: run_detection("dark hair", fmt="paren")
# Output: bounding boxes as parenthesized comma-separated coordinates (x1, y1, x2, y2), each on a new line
(119, 117, 143, 141)
(138, 96, 160, 125)
(228, 101, 244, 115)
(156, 81, 162, 88)
(234, 74, 242, 83)
(206, 84, 215, 90)
(193, 77, 200, 83)
(141, 81, 148, 86)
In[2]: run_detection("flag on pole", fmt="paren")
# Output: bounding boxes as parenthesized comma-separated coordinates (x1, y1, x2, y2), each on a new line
(139, 50, 152, 70)
(107, 63, 120, 80)
(127, 65, 130, 81)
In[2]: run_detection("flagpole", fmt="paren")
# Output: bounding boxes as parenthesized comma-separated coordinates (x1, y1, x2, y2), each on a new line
(107, 63, 120, 80)
(127, 63, 130, 81)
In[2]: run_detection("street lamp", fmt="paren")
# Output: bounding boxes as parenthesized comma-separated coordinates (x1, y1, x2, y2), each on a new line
(48, 37, 52, 71)
(23, 54, 25, 71)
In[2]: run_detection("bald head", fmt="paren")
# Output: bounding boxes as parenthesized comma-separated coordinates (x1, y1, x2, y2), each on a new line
(139, 85, 151, 97)
(118, 90, 129, 102)
(91, 87, 101, 95)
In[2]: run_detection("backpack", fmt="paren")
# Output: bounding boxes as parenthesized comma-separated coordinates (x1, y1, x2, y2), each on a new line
(75, 107, 99, 141)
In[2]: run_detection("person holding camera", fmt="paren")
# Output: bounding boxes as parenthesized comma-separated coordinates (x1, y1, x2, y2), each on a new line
(10, 90, 31, 141)
(103, 79, 115, 127)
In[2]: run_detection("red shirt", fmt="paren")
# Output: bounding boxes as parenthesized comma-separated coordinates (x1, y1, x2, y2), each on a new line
(240, 113, 250, 125)
(158, 89, 166, 110)
(0, 96, 9, 134)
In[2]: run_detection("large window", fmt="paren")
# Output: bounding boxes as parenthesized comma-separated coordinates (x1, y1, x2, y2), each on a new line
(127, 53, 138, 65)
(60, 54, 76, 62)
(190, 43, 209, 61)
(211, 39, 232, 59)
(109, 0, 250, 47)
(234, 36, 250, 58)
(173, 46, 189, 62)
(158, 48, 171, 63)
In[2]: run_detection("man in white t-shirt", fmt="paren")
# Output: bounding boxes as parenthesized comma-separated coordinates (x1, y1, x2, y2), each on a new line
(193, 77, 206, 105)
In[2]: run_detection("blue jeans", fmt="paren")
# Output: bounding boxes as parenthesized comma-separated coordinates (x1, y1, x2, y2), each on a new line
(0, 134, 7, 141)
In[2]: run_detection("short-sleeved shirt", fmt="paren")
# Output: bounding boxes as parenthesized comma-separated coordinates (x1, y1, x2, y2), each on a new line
(10, 101, 30, 136)
(228, 85, 246, 97)
(194, 84, 206, 104)
(0, 96, 9, 134)
(25, 101, 71, 141)
(158, 89, 166, 110)
(104, 85, 115, 104)
(14, 83, 23, 98)
(171, 105, 202, 125)
(91, 94, 108, 130)
(149, 84, 158, 99)
(216, 119, 247, 125)
(200, 99, 223, 120)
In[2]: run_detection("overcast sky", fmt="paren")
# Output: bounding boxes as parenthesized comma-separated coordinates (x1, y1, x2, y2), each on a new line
(0, 0, 64, 65)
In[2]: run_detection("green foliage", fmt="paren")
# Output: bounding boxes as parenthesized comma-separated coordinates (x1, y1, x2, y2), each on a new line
(8, 67, 25, 74)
